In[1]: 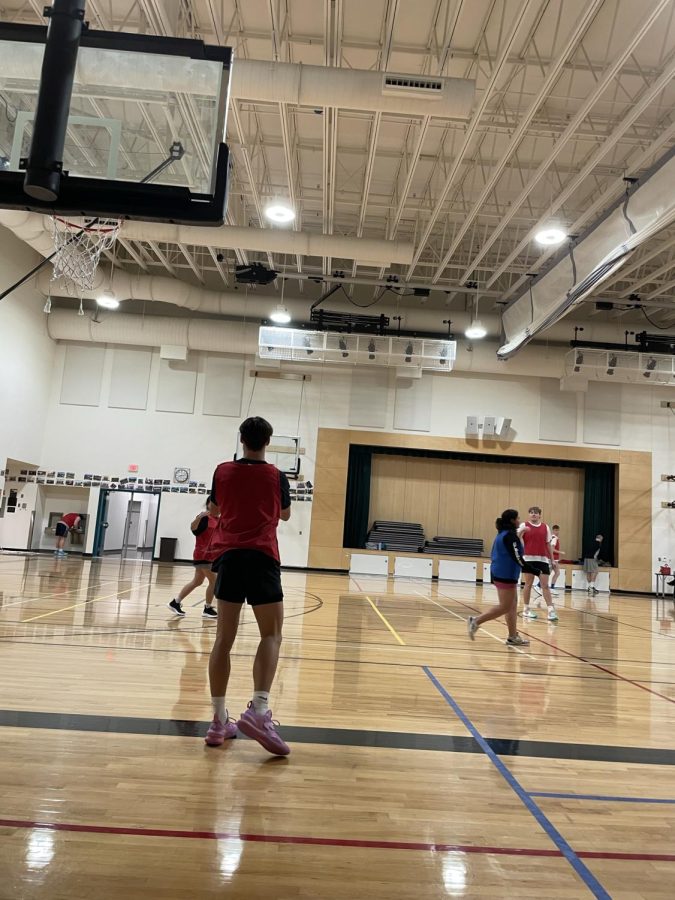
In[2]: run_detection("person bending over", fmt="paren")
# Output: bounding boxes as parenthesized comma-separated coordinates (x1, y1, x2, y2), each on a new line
(468, 509, 532, 646)
(205, 416, 292, 756)
(54, 512, 81, 557)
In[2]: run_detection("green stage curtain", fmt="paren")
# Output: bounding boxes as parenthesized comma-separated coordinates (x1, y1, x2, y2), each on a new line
(343, 445, 372, 548)
(582, 463, 615, 565)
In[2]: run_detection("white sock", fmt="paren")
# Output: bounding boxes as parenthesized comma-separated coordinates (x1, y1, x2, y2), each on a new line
(211, 696, 227, 722)
(251, 691, 270, 715)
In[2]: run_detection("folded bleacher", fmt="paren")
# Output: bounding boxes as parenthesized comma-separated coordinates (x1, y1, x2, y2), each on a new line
(423, 535, 484, 557)
(366, 520, 425, 552)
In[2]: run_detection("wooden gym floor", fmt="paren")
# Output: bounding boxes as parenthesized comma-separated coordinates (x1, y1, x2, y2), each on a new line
(0, 554, 673, 899)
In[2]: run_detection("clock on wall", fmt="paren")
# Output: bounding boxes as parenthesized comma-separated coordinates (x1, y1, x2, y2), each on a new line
(173, 467, 191, 484)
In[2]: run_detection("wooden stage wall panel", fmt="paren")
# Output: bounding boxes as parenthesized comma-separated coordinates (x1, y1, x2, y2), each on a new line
(307, 429, 652, 591)
(370, 454, 583, 558)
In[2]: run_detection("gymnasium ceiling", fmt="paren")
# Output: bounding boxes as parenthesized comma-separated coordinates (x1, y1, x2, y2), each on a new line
(3, 0, 675, 329)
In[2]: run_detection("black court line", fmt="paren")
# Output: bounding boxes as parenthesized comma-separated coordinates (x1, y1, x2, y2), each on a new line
(0, 709, 673, 765)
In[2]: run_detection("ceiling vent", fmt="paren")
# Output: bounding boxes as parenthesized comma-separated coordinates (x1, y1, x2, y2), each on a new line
(382, 75, 444, 99)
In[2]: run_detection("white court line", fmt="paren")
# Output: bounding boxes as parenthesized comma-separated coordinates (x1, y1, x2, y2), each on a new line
(414, 589, 538, 660)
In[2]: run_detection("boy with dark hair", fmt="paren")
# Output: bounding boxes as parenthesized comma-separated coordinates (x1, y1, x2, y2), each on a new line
(583, 533, 603, 595)
(205, 416, 292, 756)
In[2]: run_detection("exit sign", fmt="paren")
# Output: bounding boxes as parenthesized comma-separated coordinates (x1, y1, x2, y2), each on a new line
(128, 464, 139, 473)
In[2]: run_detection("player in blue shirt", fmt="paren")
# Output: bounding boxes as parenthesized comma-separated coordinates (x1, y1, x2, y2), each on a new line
(468, 508, 534, 646)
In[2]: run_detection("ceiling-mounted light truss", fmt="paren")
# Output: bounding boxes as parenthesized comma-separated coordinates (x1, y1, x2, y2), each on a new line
(564, 348, 675, 385)
(259, 327, 456, 371)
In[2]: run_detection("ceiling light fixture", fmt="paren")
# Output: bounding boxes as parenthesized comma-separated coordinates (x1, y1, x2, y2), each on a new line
(534, 226, 567, 246)
(96, 290, 119, 310)
(465, 320, 487, 340)
(264, 202, 295, 224)
(465, 284, 487, 341)
(270, 304, 291, 324)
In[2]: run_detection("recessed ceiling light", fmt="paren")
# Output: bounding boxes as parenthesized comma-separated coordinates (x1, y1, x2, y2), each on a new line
(96, 290, 119, 310)
(465, 320, 487, 340)
(534, 226, 567, 246)
(269, 304, 291, 324)
(264, 203, 295, 224)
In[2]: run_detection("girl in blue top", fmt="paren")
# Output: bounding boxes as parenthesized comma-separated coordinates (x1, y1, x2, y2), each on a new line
(468, 508, 532, 646)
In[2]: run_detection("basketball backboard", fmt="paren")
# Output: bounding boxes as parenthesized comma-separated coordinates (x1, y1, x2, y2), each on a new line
(234, 435, 301, 479)
(0, 22, 232, 224)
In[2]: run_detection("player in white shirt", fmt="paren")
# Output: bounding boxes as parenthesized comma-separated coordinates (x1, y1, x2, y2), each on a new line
(549, 525, 564, 593)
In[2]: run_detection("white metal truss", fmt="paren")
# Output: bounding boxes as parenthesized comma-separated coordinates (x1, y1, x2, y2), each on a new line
(1, 0, 675, 327)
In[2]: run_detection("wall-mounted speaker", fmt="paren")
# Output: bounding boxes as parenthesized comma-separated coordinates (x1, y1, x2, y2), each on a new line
(483, 416, 497, 436)
(466, 415, 512, 438)
(466, 415, 480, 435)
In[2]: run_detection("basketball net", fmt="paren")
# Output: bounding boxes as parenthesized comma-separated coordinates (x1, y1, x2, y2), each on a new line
(50, 215, 121, 294)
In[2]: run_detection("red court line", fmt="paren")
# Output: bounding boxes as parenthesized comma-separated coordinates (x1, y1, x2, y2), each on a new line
(445, 593, 675, 705)
(1, 818, 674, 861)
(0, 818, 556, 856)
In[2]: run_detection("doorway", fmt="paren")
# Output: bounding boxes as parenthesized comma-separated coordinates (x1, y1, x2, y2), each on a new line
(92, 490, 161, 560)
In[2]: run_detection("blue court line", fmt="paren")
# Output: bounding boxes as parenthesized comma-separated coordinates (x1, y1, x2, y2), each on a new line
(422, 666, 610, 900)
(530, 791, 675, 804)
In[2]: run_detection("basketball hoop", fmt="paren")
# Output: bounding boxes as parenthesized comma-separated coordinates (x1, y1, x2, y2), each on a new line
(50, 215, 121, 293)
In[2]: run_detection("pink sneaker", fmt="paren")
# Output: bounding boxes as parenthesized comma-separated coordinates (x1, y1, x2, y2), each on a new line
(204, 715, 237, 747)
(236, 703, 290, 756)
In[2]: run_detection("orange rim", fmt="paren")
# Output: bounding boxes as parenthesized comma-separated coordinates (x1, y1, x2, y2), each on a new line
(52, 215, 120, 234)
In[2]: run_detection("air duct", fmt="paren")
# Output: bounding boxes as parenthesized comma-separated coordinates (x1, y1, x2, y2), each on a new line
(34, 267, 649, 346)
(43, 309, 565, 379)
(0, 209, 414, 267)
(499, 146, 675, 358)
(0, 45, 475, 119)
(45, 308, 257, 354)
(231, 60, 475, 119)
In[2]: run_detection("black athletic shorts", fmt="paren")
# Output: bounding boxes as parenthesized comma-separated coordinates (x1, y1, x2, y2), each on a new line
(55, 522, 68, 537)
(525, 560, 550, 577)
(212, 550, 283, 607)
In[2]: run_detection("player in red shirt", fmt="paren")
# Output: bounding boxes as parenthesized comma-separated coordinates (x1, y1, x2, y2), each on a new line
(517, 506, 559, 622)
(205, 416, 292, 756)
(167, 502, 219, 619)
(54, 512, 82, 557)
